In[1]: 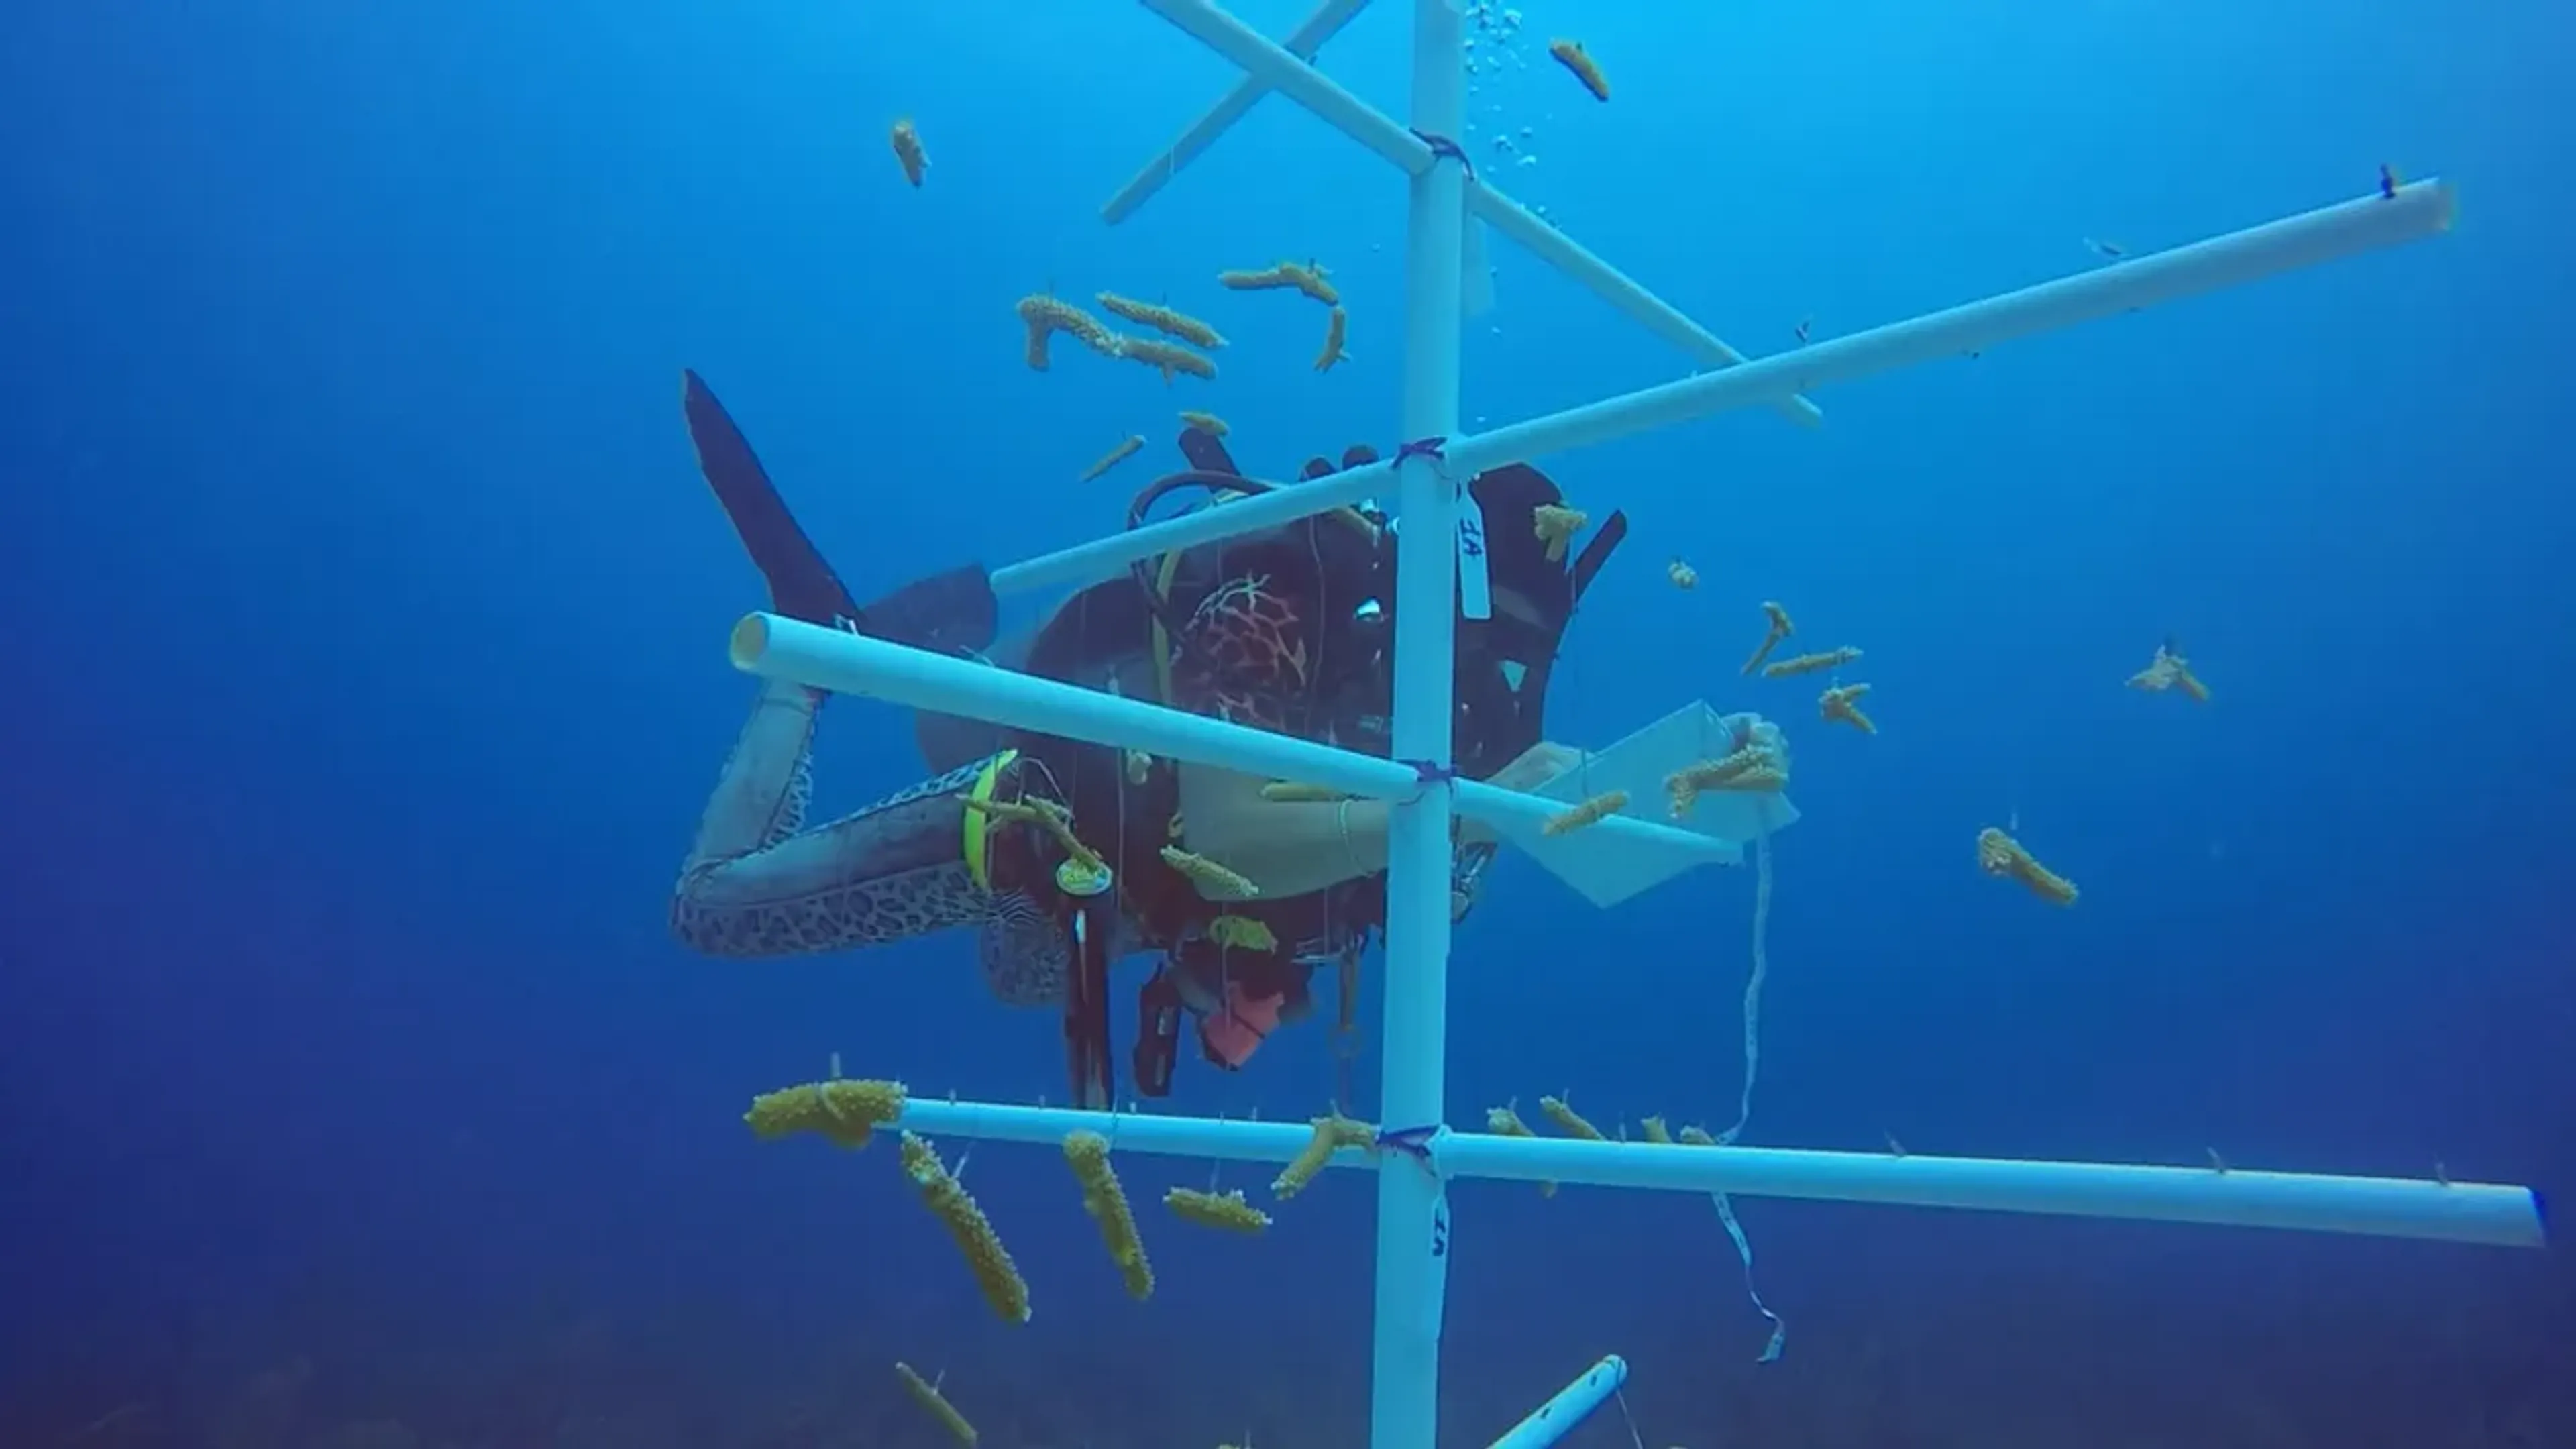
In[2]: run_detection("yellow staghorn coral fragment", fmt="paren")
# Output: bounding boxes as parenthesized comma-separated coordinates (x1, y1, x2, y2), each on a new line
(2126, 641, 2210, 704)
(895, 1362, 977, 1446)
(1208, 915, 1277, 952)
(1219, 260, 1340, 305)
(899, 1131, 1032, 1324)
(743, 1077, 907, 1148)
(1639, 1115, 1674, 1144)
(1079, 433, 1144, 482)
(1547, 38, 1611, 101)
(1666, 744, 1790, 818)
(1676, 1124, 1719, 1146)
(1485, 1104, 1556, 1196)
(1741, 600, 1795, 675)
(889, 119, 929, 188)
(1116, 335, 1219, 383)
(964, 793, 1105, 877)
(1064, 1130, 1154, 1301)
(1164, 1186, 1273, 1234)
(1179, 409, 1230, 436)
(1531, 504, 1587, 564)
(1162, 845, 1260, 901)
(1015, 293, 1123, 372)
(1762, 645, 1862, 679)
(1097, 291, 1228, 350)
(1258, 780, 1350, 803)
(1976, 826, 2078, 907)
(1313, 305, 1349, 372)
(1273, 1112, 1374, 1199)
(1541, 789, 1629, 837)
(1668, 557, 1699, 590)
(1538, 1094, 1607, 1142)
(1820, 682, 1876, 735)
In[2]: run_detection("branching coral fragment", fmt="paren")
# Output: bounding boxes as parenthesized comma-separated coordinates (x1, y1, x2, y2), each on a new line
(1097, 292, 1228, 350)
(1548, 38, 1612, 101)
(1064, 1130, 1153, 1301)
(1207, 915, 1277, 952)
(964, 793, 1105, 878)
(900, 1132, 1032, 1324)
(1258, 780, 1350, 803)
(1485, 1104, 1556, 1196)
(1219, 260, 1340, 305)
(1164, 1186, 1273, 1234)
(895, 1362, 977, 1445)
(1532, 504, 1587, 564)
(1273, 1113, 1373, 1199)
(743, 1077, 907, 1148)
(1638, 1115, 1674, 1144)
(1820, 682, 1877, 735)
(889, 119, 929, 188)
(1079, 434, 1144, 482)
(1542, 789, 1629, 837)
(1668, 557, 1699, 590)
(1762, 645, 1861, 679)
(1666, 743, 1790, 818)
(2126, 641, 2211, 704)
(1313, 305, 1349, 372)
(1016, 293, 1121, 371)
(1116, 335, 1218, 383)
(1538, 1094, 1607, 1141)
(1161, 845, 1261, 901)
(1741, 600, 1795, 675)
(1976, 826, 2078, 906)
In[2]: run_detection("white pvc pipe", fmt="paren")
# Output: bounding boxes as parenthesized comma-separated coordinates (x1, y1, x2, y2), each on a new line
(1431, 1132, 2546, 1250)
(1466, 180, 1822, 426)
(1101, 0, 1374, 225)
(1487, 1356, 1628, 1449)
(1369, 3, 1470, 1444)
(885, 1100, 2548, 1250)
(988, 459, 1389, 597)
(727, 613, 1738, 863)
(1139, 0, 1813, 429)
(1144, 0, 1425, 172)
(1445, 180, 2458, 479)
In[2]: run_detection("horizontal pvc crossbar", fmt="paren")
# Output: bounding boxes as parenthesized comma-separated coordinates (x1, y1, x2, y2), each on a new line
(1462, 182, 1825, 425)
(985, 182, 2453, 606)
(1444, 180, 2457, 479)
(728, 612, 1738, 864)
(892, 1099, 2546, 1249)
(1136, 0, 1819, 425)
(1488, 1355, 1626, 1449)
(1100, 0, 1373, 225)
(989, 458, 1391, 596)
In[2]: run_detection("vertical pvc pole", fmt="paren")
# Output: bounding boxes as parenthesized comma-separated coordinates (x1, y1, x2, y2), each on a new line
(1371, 3, 1467, 1446)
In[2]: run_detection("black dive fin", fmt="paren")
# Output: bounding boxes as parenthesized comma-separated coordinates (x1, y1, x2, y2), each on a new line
(1178, 426, 1243, 477)
(859, 564, 998, 657)
(681, 369, 861, 629)
(1569, 508, 1628, 605)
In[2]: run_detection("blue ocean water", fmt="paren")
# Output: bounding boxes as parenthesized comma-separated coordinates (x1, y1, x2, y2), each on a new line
(3, 1, 2569, 1444)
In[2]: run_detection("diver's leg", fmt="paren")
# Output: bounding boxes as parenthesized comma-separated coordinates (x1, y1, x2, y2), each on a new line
(672, 690, 993, 957)
(670, 692, 1070, 999)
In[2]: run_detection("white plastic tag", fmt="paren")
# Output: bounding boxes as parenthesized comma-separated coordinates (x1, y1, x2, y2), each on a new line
(1456, 490, 1493, 621)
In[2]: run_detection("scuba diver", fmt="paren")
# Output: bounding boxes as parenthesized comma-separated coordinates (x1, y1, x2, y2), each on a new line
(667, 369, 1629, 1108)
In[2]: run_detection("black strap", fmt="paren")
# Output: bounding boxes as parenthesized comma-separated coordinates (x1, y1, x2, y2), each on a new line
(1569, 507, 1627, 606)
(1062, 902, 1116, 1109)
(1131, 967, 1185, 1098)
